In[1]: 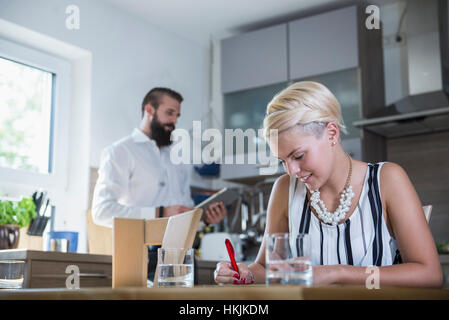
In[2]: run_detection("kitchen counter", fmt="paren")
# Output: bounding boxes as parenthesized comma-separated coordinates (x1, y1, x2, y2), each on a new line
(0, 285, 448, 300)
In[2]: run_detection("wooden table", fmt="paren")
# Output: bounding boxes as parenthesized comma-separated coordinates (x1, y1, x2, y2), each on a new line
(0, 285, 448, 300)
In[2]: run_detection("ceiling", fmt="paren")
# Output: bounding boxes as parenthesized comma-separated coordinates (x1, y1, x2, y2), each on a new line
(99, 0, 399, 47)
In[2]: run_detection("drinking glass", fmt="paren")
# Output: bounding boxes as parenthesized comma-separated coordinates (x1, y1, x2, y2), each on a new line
(265, 233, 313, 286)
(0, 260, 25, 289)
(157, 248, 194, 288)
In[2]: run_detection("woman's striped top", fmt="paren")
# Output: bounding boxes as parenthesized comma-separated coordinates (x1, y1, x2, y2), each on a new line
(288, 162, 401, 266)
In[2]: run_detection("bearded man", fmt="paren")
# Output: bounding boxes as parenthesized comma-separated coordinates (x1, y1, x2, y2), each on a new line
(92, 88, 227, 282)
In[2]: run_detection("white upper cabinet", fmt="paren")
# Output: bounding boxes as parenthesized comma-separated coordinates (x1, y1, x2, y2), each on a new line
(221, 6, 360, 94)
(221, 24, 288, 93)
(288, 6, 359, 80)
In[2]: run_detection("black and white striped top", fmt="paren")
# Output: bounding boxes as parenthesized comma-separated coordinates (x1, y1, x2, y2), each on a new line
(288, 162, 401, 266)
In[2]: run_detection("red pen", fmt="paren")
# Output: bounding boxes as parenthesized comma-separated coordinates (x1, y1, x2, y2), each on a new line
(225, 238, 240, 274)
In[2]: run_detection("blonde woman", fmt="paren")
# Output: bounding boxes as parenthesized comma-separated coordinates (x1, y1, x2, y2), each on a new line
(214, 81, 442, 287)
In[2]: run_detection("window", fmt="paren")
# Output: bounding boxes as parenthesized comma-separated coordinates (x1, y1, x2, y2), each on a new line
(0, 37, 70, 191)
(0, 19, 92, 252)
(0, 56, 54, 174)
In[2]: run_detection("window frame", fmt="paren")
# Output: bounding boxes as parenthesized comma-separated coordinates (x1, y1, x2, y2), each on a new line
(0, 37, 71, 191)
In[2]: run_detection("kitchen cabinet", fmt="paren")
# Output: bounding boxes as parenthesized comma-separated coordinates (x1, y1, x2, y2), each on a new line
(223, 81, 287, 131)
(221, 24, 288, 93)
(221, 68, 364, 167)
(220, 160, 283, 185)
(220, 4, 385, 165)
(196, 259, 217, 285)
(288, 6, 359, 80)
(291, 67, 362, 140)
(220, 6, 359, 94)
(0, 249, 111, 288)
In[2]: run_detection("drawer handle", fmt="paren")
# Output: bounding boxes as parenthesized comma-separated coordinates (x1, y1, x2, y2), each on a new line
(33, 274, 111, 279)
(79, 273, 110, 278)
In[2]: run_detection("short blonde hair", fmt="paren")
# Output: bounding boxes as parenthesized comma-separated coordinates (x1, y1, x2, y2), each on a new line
(263, 81, 347, 140)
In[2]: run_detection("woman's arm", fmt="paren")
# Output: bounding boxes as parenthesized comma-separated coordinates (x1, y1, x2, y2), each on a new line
(315, 162, 442, 288)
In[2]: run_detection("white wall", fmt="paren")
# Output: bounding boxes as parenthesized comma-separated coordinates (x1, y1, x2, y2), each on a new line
(0, 0, 210, 167)
(0, 0, 210, 252)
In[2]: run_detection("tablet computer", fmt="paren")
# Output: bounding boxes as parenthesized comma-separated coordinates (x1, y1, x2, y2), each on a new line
(194, 188, 239, 212)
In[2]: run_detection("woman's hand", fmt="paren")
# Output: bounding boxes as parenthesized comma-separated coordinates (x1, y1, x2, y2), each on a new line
(214, 261, 255, 285)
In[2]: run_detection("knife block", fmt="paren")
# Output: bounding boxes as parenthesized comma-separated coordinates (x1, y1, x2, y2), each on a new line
(27, 216, 50, 236)
(18, 227, 43, 250)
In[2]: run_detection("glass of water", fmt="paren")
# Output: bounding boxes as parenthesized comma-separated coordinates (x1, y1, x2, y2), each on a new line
(265, 233, 313, 286)
(0, 260, 25, 289)
(157, 248, 194, 288)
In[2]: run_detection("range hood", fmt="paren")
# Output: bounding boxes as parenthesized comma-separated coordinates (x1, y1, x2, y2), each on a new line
(354, 0, 449, 138)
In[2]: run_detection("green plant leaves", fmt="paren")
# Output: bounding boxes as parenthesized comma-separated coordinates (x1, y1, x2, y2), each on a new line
(0, 196, 36, 227)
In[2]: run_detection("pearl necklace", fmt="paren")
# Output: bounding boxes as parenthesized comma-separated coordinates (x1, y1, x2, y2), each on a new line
(307, 154, 355, 226)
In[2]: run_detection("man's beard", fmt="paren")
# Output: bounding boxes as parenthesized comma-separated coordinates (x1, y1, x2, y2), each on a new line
(150, 114, 174, 147)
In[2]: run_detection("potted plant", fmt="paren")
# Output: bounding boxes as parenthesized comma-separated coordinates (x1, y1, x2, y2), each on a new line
(0, 197, 36, 249)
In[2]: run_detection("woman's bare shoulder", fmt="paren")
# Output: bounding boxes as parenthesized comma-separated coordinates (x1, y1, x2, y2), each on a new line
(379, 161, 419, 208)
(266, 174, 291, 231)
(268, 174, 290, 211)
(380, 162, 409, 186)
(272, 174, 290, 192)
(381, 161, 406, 172)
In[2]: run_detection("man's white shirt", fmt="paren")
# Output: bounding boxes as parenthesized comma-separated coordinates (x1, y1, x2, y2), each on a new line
(92, 128, 194, 227)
